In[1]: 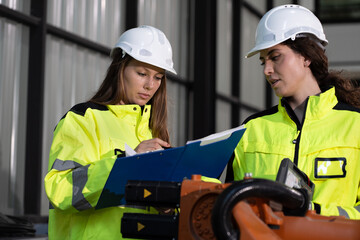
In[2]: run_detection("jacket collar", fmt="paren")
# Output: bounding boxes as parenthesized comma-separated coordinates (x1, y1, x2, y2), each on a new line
(107, 104, 151, 120)
(279, 87, 338, 121)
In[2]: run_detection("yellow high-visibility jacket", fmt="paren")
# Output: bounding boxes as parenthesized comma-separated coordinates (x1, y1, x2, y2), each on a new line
(233, 87, 360, 219)
(45, 102, 158, 239)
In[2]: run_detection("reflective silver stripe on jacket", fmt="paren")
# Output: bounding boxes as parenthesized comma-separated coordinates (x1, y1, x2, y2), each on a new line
(337, 206, 350, 219)
(52, 159, 82, 170)
(355, 205, 360, 213)
(51, 159, 92, 211)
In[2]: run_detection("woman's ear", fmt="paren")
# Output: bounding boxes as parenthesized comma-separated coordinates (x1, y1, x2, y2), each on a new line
(304, 59, 311, 67)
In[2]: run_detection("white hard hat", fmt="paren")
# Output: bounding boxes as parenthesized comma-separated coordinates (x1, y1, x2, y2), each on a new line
(111, 25, 177, 75)
(246, 4, 328, 58)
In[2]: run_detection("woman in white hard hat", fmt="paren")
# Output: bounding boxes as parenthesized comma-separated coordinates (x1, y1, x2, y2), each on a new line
(228, 5, 360, 219)
(45, 25, 176, 239)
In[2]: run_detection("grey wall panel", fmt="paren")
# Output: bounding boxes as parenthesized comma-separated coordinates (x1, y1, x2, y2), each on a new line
(47, 0, 124, 46)
(216, 0, 232, 97)
(0, 18, 29, 215)
(325, 24, 360, 64)
(241, 7, 266, 111)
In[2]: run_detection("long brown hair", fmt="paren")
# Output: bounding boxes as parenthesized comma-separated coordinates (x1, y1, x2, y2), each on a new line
(90, 51, 170, 142)
(283, 37, 360, 108)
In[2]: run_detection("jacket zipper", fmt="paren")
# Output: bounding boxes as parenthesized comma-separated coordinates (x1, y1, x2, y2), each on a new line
(282, 98, 309, 166)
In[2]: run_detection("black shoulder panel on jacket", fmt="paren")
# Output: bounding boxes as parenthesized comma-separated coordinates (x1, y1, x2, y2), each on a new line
(333, 102, 360, 114)
(60, 102, 108, 120)
(242, 105, 279, 124)
(70, 102, 108, 116)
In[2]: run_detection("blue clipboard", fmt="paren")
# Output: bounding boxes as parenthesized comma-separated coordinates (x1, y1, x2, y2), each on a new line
(96, 126, 246, 209)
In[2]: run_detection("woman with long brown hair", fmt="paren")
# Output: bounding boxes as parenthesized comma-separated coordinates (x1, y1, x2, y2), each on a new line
(45, 25, 177, 239)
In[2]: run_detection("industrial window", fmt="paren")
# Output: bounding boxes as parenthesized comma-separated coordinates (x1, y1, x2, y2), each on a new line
(319, 0, 360, 22)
